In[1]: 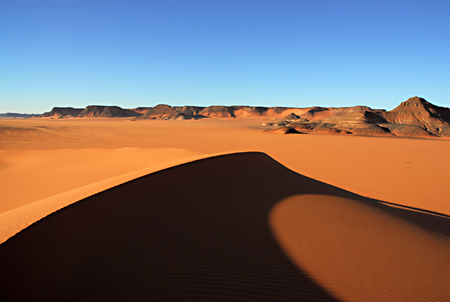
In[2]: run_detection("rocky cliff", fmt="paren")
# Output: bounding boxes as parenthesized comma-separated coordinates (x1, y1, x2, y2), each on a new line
(78, 106, 141, 118)
(42, 107, 84, 117)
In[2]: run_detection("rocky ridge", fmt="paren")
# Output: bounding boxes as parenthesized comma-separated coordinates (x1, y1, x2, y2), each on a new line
(41, 97, 450, 138)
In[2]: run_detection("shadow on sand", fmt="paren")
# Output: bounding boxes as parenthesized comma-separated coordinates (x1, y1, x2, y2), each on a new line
(0, 152, 449, 301)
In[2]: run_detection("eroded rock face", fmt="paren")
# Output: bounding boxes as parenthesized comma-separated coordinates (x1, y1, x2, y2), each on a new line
(173, 106, 206, 116)
(138, 105, 184, 119)
(382, 97, 450, 135)
(42, 107, 84, 117)
(266, 97, 450, 138)
(231, 106, 270, 118)
(199, 106, 235, 118)
(378, 124, 434, 137)
(78, 106, 141, 118)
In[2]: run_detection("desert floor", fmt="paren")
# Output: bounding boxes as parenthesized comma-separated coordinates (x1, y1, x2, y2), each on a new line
(1, 117, 449, 301)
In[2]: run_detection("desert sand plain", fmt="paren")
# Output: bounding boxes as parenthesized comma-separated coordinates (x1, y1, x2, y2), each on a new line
(1, 116, 450, 301)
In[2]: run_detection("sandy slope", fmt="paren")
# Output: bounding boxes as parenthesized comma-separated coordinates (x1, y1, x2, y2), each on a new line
(271, 194, 450, 301)
(0, 148, 202, 213)
(0, 152, 232, 244)
(0, 152, 449, 301)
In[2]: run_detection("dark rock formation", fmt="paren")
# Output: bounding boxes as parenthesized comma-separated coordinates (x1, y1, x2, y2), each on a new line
(173, 106, 206, 116)
(42, 107, 84, 117)
(283, 113, 301, 120)
(138, 104, 184, 119)
(377, 124, 434, 137)
(0, 113, 41, 118)
(264, 127, 302, 134)
(78, 106, 141, 118)
(382, 97, 450, 135)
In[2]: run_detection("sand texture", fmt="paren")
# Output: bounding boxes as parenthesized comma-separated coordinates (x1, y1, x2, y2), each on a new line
(0, 153, 449, 301)
(1, 118, 449, 216)
(1, 118, 450, 301)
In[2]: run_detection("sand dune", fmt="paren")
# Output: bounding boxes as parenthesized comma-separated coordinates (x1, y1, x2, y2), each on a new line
(1, 152, 449, 301)
(0, 148, 202, 213)
(1, 118, 449, 216)
(0, 151, 231, 244)
(271, 194, 450, 301)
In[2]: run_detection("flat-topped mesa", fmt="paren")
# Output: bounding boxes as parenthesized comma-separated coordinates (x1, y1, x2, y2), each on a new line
(138, 104, 186, 120)
(78, 105, 141, 118)
(199, 106, 235, 118)
(42, 107, 84, 117)
(382, 96, 450, 134)
(328, 106, 385, 116)
(230, 106, 270, 118)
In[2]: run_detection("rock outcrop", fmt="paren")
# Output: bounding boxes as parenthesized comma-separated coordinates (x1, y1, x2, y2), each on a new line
(199, 106, 235, 118)
(42, 107, 84, 117)
(382, 97, 450, 135)
(231, 106, 269, 118)
(173, 106, 206, 116)
(39, 97, 450, 138)
(267, 97, 450, 138)
(137, 105, 184, 119)
(78, 106, 141, 118)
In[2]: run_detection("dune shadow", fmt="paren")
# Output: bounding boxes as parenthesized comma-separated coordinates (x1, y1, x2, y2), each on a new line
(0, 152, 449, 301)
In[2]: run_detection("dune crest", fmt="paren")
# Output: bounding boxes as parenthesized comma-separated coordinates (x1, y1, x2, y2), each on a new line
(0, 148, 203, 213)
(0, 151, 236, 244)
(270, 194, 450, 302)
(1, 152, 449, 301)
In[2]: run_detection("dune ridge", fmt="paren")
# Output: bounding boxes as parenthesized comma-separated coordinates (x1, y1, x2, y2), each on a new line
(0, 151, 230, 244)
(1, 152, 449, 301)
(0, 148, 204, 213)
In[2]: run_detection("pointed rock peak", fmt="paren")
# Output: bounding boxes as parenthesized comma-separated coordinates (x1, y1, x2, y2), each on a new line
(154, 104, 173, 108)
(399, 97, 430, 107)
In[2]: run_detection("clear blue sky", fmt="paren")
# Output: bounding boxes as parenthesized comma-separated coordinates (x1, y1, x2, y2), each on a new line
(1, 0, 449, 113)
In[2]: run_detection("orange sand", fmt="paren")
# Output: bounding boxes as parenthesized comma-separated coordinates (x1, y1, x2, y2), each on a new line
(271, 194, 450, 301)
(1, 118, 449, 215)
(0, 152, 449, 301)
(1, 118, 449, 301)
(0, 148, 202, 213)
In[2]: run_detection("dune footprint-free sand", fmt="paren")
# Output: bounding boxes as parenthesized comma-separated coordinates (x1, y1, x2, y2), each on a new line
(0, 152, 449, 301)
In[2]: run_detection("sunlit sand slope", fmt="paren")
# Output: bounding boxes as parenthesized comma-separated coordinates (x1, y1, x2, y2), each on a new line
(0, 152, 449, 301)
(271, 195, 450, 301)
(0, 148, 203, 213)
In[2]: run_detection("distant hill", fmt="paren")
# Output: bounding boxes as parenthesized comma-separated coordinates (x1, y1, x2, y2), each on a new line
(42, 107, 84, 117)
(78, 106, 141, 118)
(42, 106, 141, 118)
(381, 97, 450, 135)
(0, 113, 41, 118)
